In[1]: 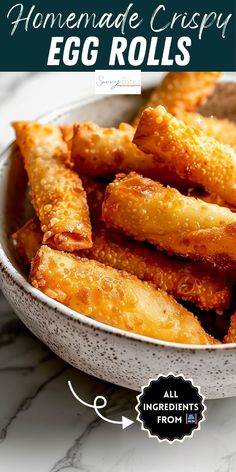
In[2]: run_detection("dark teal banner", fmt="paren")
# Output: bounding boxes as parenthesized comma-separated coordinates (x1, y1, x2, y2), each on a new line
(0, 0, 235, 71)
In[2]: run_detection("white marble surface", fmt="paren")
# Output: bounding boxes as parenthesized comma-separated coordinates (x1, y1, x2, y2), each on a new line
(0, 72, 236, 472)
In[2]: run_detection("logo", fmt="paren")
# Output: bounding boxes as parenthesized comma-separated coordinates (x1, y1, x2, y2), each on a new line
(136, 373, 206, 443)
(95, 70, 141, 94)
(186, 413, 197, 424)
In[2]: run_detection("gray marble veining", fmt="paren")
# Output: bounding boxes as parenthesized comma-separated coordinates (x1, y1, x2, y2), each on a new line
(0, 72, 236, 472)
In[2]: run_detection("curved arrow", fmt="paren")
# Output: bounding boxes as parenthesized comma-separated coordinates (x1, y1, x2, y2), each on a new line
(68, 380, 134, 430)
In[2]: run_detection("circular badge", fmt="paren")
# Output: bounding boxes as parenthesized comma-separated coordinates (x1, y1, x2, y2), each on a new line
(136, 373, 206, 443)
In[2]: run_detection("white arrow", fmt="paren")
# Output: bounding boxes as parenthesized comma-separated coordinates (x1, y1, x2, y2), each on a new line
(68, 380, 134, 430)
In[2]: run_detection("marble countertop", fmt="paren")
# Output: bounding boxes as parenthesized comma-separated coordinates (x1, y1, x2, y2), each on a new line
(0, 72, 236, 472)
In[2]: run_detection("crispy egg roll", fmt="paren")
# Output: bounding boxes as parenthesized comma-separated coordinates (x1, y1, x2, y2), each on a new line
(133, 106, 236, 206)
(30, 245, 212, 345)
(224, 312, 236, 343)
(133, 72, 221, 125)
(173, 109, 236, 151)
(102, 172, 236, 270)
(12, 217, 42, 265)
(81, 227, 232, 312)
(13, 122, 92, 251)
(71, 122, 192, 189)
(12, 176, 107, 265)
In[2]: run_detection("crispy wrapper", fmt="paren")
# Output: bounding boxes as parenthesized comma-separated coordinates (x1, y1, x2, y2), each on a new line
(133, 106, 236, 206)
(12, 217, 42, 265)
(133, 72, 221, 125)
(71, 121, 192, 189)
(60, 125, 73, 144)
(102, 172, 236, 270)
(11, 176, 107, 265)
(191, 191, 236, 213)
(60, 125, 73, 155)
(13, 122, 92, 252)
(224, 312, 236, 343)
(81, 227, 232, 312)
(30, 245, 213, 345)
(173, 109, 236, 151)
(13, 218, 232, 313)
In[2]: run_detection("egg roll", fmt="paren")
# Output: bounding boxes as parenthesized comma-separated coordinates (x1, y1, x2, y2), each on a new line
(224, 312, 236, 343)
(173, 109, 236, 151)
(133, 106, 236, 206)
(30, 245, 213, 345)
(71, 121, 191, 189)
(12, 176, 107, 265)
(13, 122, 92, 251)
(81, 227, 232, 312)
(102, 172, 236, 270)
(12, 217, 42, 265)
(133, 72, 221, 125)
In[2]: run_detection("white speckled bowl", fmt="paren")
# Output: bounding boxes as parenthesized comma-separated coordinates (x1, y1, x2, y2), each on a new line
(0, 82, 236, 399)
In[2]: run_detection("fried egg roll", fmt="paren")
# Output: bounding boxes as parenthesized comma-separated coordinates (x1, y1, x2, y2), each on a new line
(81, 227, 232, 312)
(224, 312, 236, 343)
(13, 122, 92, 251)
(173, 109, 236, 151)
(30, 245, 212, 345)
(102, 173, 236, 270)
(133, 106, 236, 206)
(133, 72, 221, 125)
(71, 122, 191, 189)
(12, 217, 42, 265)
(12, 176, 107, 265)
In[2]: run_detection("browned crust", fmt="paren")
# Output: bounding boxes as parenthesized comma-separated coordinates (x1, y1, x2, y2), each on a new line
(132, 72, 221, 125)
(133, 106, 236, 206)
(102, 172, 236, 270)
(173, 109, 236, 151)
(13, 121, 92, 252)
(30, 245, 211, 345)
(224, 312, 236, 343)
(81, 227, 232, 312)
(71, 121, 193, 190)
(12, 217, 42, 265)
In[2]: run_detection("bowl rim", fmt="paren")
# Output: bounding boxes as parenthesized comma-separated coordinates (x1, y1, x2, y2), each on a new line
(0, 93, 235, 352)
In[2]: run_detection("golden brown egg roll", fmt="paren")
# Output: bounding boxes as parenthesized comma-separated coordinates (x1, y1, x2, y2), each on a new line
(30, 245, 213, 345)
(224, 312, 236, 343)
(173, 109, 236, 151)
(12, 217, 42, 265)
(133, 72, 221, 125)
(71, 121, 192, 189)
(81, 227, 232, 312)
(102, 172, 236, 270)
(133, 106, 236, 206)
(13, 121, 92, 252)
(12, 176, 107, 265)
